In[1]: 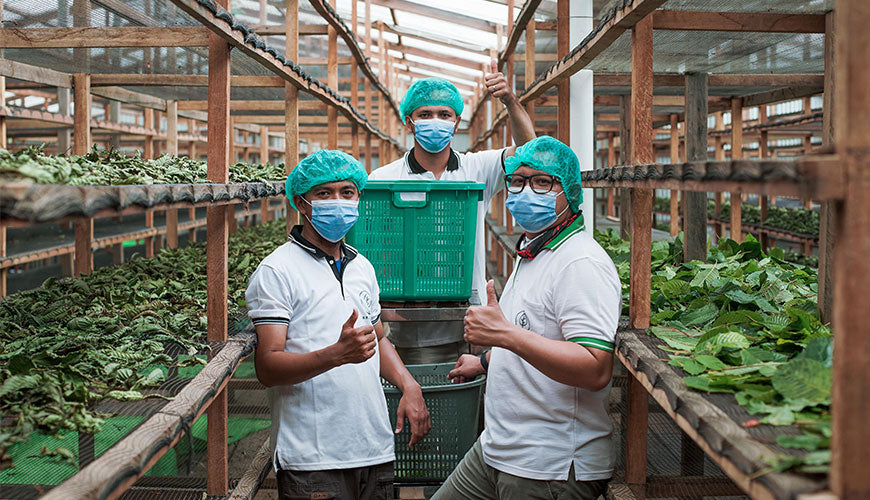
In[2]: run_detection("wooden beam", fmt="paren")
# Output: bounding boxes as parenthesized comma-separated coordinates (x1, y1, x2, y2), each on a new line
(0, 27, 210, 48)
(254, 23, 328, 35)
(683, 73, 709, 262)
(205, 2, 231, 495)
(286, 0, 301, 233)
(730, 97, 743, 243)
(73, 219, 93, 276)
(382, 23, 488, 54)
(0, 58, 72, 88)
(73, 73, 90, 155)
(307, 0, 401, 121)
(327, 1, 338, 150)
(831, 1, 870, 497)
(368, 0, 499, 32)
(652, 11, 825, 33)
(91, 0, 157, 25)
(385, 42, 484, 71)
(669, 113, 679, 236)
(168, 0, 397, 144)
(177, 99, 326, 111)
(556, 0, 569, 144)
(90, 86, 166, 110)
(626, 17, 654, 498)
(471, 0, 668, 150)
(499, 0, 543, 70)
(817, 11, 835, 325)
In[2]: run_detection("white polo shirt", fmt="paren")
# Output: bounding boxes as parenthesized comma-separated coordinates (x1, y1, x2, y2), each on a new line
(245, 226, 394, 471)
(480, 216, 622, 481)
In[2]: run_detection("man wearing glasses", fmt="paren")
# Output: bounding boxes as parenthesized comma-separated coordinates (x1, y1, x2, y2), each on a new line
(368, 69, 535, 364)
(440, 136, 621, 500)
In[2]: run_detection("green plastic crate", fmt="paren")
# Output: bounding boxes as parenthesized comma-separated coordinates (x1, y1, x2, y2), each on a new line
(382, 363, 485, 483)
(346, 180, 485, 301)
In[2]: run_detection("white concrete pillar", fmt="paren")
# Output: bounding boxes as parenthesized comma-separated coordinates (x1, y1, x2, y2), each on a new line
(569, 0, 594, 230)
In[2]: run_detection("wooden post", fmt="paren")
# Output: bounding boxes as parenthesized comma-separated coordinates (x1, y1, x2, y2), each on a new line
(729, 98, 743, 243)
(525, 18, 536, 131)
(144, 108, 154, 159)
(365, 131, 373, 173)
(327, 0, 338, 150)
(166, 100, 181, 248)
(144, 210, 155, 258)
(285, 0, 300, 232)
(818, 11, 836, 324)
(73, 73, 91, 156)
(683, 73, 709, 263)
(831, 1, 870, 497)
(74, 218, 93, 276)
(759, 104, 770, 251)
(556, 0, 569, 144)
(669, 114, 680, 236)
(607, 132, 616, 218)
(626, 15, 653, 498)
(206, 1, 231, 493)
(0, 226, 6, 297)
(618, 95, 631, 238)
(0, 77, 6, 152)
(57, 87, 71, 155)
(713, 118, 724, 240)
(259, 125, 269, 165)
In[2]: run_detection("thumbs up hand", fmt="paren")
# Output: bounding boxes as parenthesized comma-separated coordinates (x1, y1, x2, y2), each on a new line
(484, 59, 515, 105)
(463, 280, 517, 349)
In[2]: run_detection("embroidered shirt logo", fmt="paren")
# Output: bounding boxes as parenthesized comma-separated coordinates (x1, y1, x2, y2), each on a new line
(515, 311, 530, 329)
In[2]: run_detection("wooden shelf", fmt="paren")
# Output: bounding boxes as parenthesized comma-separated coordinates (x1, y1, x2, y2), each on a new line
(616, 329, 826, 499)
(0, 180, 284, 225)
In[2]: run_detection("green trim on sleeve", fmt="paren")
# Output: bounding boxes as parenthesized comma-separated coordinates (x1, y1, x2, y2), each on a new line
(568, 337, 615, 353)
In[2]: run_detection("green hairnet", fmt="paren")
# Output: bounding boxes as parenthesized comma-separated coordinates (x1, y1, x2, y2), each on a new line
(400, 78, 464, 124)
(285, 149, 367, 210)
(504, 136, 583, 212)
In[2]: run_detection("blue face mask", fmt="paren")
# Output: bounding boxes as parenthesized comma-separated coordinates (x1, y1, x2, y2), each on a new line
(505, 189, 569, 233)
(302, 198, 359, 242)
(411, 118, 455, 153)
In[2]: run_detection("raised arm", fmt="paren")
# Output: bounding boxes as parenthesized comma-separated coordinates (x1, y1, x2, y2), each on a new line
(254, 309, 377, 387)
(484, 60, 536, 157)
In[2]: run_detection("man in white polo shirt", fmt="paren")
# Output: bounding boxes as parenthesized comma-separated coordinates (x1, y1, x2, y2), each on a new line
(246, 150, 431, 500)
(369, 69, 535, 364)
(435, 136, 621, 500)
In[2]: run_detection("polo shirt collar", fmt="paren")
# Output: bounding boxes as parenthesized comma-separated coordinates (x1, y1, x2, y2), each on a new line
(407, 147, 460, 175)
(288, 225, 358, 262)
(515, 211, 585, 260)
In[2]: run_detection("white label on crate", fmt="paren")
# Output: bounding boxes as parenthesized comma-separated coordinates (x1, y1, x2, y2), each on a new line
(399, 192, 427, 202)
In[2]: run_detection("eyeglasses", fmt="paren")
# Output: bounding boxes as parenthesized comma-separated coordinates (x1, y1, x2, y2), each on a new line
(504, 174, 559, 194)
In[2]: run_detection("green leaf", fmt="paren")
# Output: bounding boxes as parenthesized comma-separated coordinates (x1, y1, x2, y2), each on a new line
(776, 433, 829, 450)
(669, 356, 706, 375)
(683, 375, 737, 393)
(724, 289, 758, 304)
(796, 337, 834, 367)
(681, 303, 719, 326)
(690, 266, 720, 288)
(695, 331, 751, 354)
(761, 406, 795, 426)
(650, 326, 699, 352)
(694, 354, 727, 371)
(712, 309, 763, 327)
(772, 358, 832, 404)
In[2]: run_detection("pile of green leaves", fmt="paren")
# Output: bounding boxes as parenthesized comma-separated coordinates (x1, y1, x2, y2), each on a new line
(0, 219, 287, 469)
(594, 230, 832, 474)
(0, 145, 287, 185)
(710, 201, 819, 236)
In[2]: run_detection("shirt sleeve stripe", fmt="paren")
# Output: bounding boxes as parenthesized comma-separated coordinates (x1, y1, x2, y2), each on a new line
(568, 337, 615, 352)
(252, 317, 290, 326)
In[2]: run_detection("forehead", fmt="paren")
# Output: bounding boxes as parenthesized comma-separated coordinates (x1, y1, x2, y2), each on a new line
(412, 105, 455, 115)
(308, 180, 357, 192)
(510, 165, 549, 177)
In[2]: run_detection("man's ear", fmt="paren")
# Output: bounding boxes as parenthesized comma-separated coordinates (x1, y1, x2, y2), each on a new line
(404, 117, 415, 134)
(293, 194, 308, 215)
(453, 119, 461, 133)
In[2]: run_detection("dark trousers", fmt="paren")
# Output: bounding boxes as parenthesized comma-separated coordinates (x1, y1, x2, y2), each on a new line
(277, 461, 394, 500)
